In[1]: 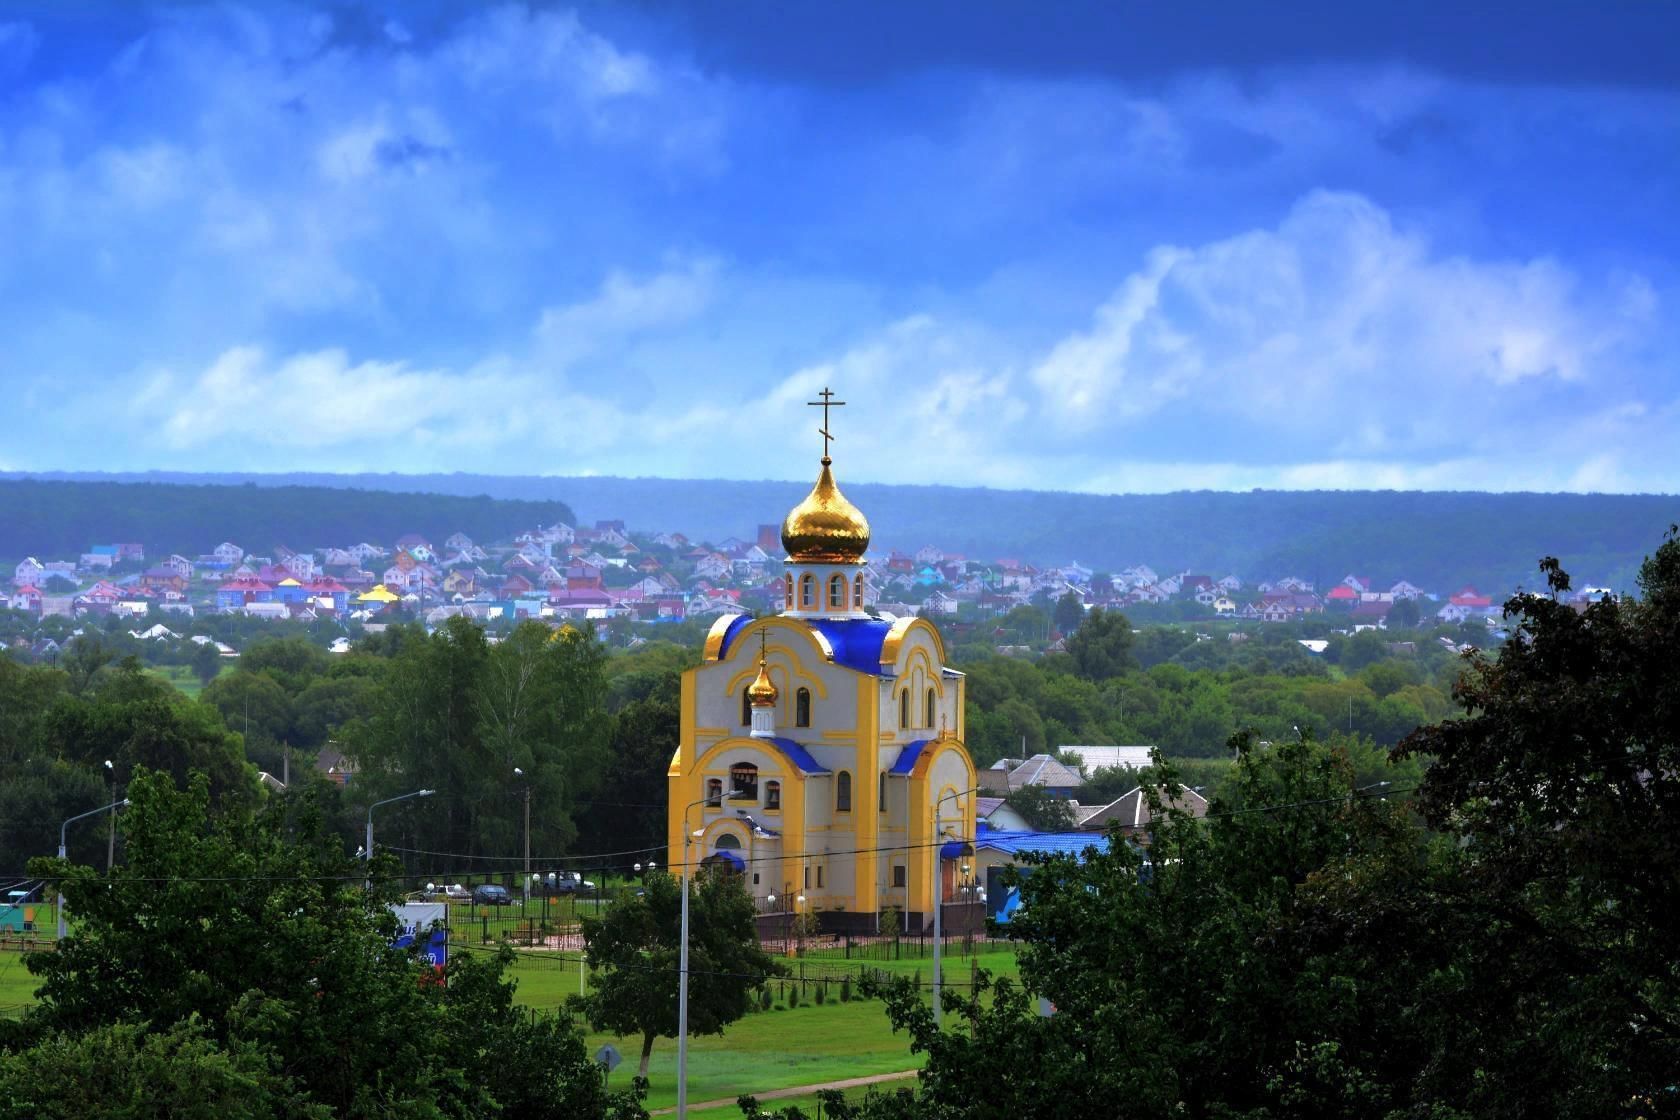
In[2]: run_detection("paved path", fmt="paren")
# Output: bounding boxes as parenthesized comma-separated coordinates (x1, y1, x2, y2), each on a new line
(650, 1069, 920, 1115)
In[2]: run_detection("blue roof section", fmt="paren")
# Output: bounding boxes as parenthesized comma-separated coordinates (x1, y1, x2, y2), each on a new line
(715, 614, 754, 659)
(973, 825, 1109, 862)
(767, 736, 831, 774)
(806, 617, 895, 674)
(717, 615, 898, 675)
(889, 738, 933, 775)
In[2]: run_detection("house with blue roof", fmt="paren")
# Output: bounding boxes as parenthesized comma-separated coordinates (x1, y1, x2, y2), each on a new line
(668, 402, 979, 935)
(971, 823, 1117, 924)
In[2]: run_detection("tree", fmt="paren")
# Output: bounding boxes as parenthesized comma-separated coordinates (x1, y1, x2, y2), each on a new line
(1387, 597, 1421, 628)
(1052, 592, 1086, 637)
(190, 640, 224, 687)
(1386, 532, 1680, 1111)
(578, 870, 782, 1078)
(344, 618, 611, 861)
(1064, 607, 1135, 681)
(0, 1017, 325, 1120)
(60, 636, 116, 696)
(15, 767, 644, 1118)
(1001, 784, 1077, 831)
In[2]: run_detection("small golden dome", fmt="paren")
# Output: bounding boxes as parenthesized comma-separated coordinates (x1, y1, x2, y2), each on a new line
(781, 457, 870, 563)
(747, 653, 778, 707)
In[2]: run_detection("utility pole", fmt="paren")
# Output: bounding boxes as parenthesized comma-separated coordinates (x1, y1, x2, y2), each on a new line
(514, 767, 531, 908)
(104, 760, 115, 871)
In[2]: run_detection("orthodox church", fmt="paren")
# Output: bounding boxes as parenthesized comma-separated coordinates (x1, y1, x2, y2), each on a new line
(665, 395, 977, 932)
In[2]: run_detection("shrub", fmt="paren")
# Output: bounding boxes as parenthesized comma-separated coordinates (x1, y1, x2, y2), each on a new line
(840, 976, 852, 1002)
(815, 981, 826, 1005)
(788, 984, 801, 1009)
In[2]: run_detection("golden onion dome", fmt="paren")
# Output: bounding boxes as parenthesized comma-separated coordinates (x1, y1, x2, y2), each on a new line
(781, 457, 870, 563)
(747, 653, 778, 707)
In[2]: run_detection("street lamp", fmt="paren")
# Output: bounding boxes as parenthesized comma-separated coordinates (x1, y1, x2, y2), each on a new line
(931, 784, 983, 1028)
(103, 760, 116, 872)
(58, 797, 129, 940)
(514, 767, 532, 908)
(678, 788, 741, 1120)
(365, 789, 434, 886)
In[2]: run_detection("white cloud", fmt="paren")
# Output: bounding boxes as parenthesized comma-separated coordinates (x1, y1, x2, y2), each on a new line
(535, 258, 718, 367)
(1030, 191, 1646, 440)
(147, 346, 520, 451)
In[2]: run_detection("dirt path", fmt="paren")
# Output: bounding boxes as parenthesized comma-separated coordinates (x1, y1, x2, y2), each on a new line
(649, 1069, 920, 1115)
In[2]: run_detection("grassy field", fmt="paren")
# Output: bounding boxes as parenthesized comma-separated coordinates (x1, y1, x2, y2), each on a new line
(145, 663, 219, 698)
(0, 941, 1023, 1109)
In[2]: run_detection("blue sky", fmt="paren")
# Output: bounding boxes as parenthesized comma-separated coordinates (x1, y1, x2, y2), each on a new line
(1, 2, 1676, 492)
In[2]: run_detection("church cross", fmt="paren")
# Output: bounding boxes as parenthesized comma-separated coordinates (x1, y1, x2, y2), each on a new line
(806, 387, 846, 460)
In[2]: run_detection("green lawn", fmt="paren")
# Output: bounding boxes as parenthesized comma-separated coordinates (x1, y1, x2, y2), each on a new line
(0, 948, 45, 1015)
(145, 664, 220, 698)
(0, 940, 1022, 1110)
(585, 998, 922, 1113)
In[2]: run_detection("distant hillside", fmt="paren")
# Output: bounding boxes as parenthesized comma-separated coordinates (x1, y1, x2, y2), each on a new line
(0, 478, 573, 563)
(7, 471, 1675, 594)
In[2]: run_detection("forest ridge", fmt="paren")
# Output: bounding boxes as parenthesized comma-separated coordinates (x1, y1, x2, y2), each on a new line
(4, 472, 1676, 593)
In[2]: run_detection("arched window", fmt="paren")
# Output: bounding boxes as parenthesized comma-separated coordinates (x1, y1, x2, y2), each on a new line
(795, 687, 811, 727)
(799, 574, 815, 608)
(765, 780, 781, 810)
(899, 690, 909, 729)
(784, 572, 794, 609)
(729, 763, 758, 800)
(714, 833, 741, 850)
(836, 770, 852, 813)
(926, 687, 936, 729)
(879, 771, 887, 812)
(854, 573, 865, 606)
(706, 778, 723, 807)
(828, 574, 847, 610)
(741, 688, 752, 726)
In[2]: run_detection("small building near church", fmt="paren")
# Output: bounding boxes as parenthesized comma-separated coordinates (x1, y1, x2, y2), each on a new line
(667, 397, 977, 934)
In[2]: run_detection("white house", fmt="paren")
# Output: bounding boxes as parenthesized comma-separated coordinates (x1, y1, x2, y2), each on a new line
(13, 558, 43, 587)
(212, 542, 244, 565)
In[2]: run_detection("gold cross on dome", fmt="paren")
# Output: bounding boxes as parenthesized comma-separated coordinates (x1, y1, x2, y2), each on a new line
(806, 387, 846, 460)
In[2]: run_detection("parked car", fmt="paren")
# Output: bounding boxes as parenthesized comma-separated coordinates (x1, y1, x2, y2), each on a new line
(472, 884, 513, 906)
(547, 871, 597, 896)
(433, 883, 470, 901)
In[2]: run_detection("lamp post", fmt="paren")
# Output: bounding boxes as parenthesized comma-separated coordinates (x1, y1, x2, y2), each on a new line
(103, 760, 115, 872)
(514, 767, 531, 908)
(931, 784, 982, 1028)
(58, 797, 129, 941)
(365, 789, 434, 887)
(679, 788, 741, 1120)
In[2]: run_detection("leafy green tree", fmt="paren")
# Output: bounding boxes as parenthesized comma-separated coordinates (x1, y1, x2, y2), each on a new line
(578, 870, 782, 1078)
(1001, 784, 1077, 831)
(190, 639, 225, 687)
(0, 1017, 325, 1120)
(1064, 608, 1135, 681)
(1387, 597, 1421, 628)
(579, 672, 680, 855)
(16, 767, 643, 1118)
(344, 618, 611, 860)
(1052, 592, 1086, 636)
(46, 667, 250, 800)
(200, 671, 292, 773)
(60, 636, 116, 696)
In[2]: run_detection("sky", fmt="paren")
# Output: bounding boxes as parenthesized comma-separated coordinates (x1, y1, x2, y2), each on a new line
(1, 1, 1676, 493)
